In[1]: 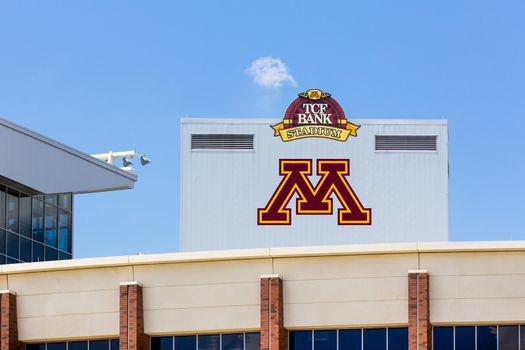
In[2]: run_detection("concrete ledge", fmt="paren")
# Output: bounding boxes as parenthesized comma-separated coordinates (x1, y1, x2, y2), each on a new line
(1, 240, 525, 275)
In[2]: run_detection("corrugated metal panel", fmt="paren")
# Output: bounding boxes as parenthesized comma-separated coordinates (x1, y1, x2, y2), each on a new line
(191, 134, 254, 150)
(181, 119, 448, 252)
(375, 135, 437, 151)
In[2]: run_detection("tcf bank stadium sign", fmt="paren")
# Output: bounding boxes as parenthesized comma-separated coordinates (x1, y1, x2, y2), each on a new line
(258, 90, 372, 226)
(271, 89, 360, 142)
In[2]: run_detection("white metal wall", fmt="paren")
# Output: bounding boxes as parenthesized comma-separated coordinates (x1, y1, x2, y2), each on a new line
(180, 119, 448, 251)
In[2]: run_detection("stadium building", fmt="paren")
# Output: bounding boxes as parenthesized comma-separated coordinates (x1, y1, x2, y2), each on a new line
(0, 91, 523, 350)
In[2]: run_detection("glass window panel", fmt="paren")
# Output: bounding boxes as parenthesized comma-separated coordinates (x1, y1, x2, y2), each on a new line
(222, 333, 244, 350)
(314, 330, 336, 350)
(0, 254, 5, 264)
(245, 333, 260, 350)
(521, 326, 525, 350)
(68, 341, 88, 350)
(58, 210, 71, 252)
(151, 337, 172, 350)
(20, 237, 31, 262)
(477, 326, 497, 350)
(499, 326, 519, 350)
(6, 257, 17, 264)
(0, 187, 5, 229)
(32, 242, 44, 262)
(110, 340, 119, 350)
(47, 343, 67, 350)
(89, 340, 110, 350)
(45, 195, 58, 206)
(197, 334, 220, 350)
(363, 329, 386, 350)
(455, 326, 475, 350)
(0, 229, 5, 255)
(45, 203, 57, 247)
(19, 194, 31, 237)
(7, 190, 19, 233)
(339, 329, 361, 350)
(32, 200, 44, 242)
(45, 247, 58, 261)
(58, 251, 72, 260)
(290, 331, 312, 350)
(26, 344, 46, 350)
(59, 194, 72, 210)
(6, 231, 19, 259)
(175, 336, 196, 350)
(388, 328, 407, 350)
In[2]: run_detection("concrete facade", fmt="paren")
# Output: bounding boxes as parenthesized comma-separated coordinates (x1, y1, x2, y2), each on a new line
(0, 241, 523, 347)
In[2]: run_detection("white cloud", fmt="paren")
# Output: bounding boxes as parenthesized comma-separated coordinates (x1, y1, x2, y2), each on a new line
(245, 56, 297, 88)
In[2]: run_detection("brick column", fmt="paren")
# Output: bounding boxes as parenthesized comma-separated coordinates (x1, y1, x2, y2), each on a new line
(120, 282, 149, 350)
(0, 290, 23, 350)
(260, 275, 287, 350)
(408, 270, 431, 350)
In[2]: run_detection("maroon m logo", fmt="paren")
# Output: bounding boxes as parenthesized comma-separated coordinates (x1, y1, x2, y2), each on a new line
(258, 159, 372, 225)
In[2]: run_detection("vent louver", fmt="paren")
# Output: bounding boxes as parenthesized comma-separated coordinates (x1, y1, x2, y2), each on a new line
(375, 135, 437, 151)
(191, 134, 255, 150)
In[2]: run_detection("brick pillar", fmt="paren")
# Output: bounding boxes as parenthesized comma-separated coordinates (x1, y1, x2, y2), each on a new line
(408, 270, 431, 350)
(120, 282, 149, 350)
(0, 290, 23, 350)
(260, 275, 287, 350)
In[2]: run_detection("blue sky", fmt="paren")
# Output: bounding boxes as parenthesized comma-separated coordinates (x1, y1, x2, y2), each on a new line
(0, 1, 524, 258)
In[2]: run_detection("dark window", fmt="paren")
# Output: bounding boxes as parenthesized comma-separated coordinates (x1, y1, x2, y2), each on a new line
(7, 190, 19, 233)
(151, 337, 172, 350)
(59, 251, 72, 260)
(0, 229, 5, 255)
(0, 187, 5, 229)
(26, 345, 45, 350)
(32, 242, 44, 262)
(6, 257, 18, 264)
(499, 326, 519, 350)
(388, 328, 408, 350)
(174, 336, 196, 350)
(477, 326, 497, 350)
(222, 333, 243, 350)
(45, 246, 58, 261)
(290, 331, 312, 350)
(314, 330, 336, 350)
(89, 340, 110, 350)
(20, 237, 31, 262)
(6, 231, 19, 259)
(110, 339, 119, 350)
(455, 326, 475, 350)
(521, 326, 525, 350)
(47, 343, 66, 350)
(68, 341, 88, 350)
(45, 195, 58, 206)
(44, 203, 57, 247)
(0, 254, 5, 264)
(32, 200, 44, 242)
(245, 333, 260, 350)
(363, 328, 386, 350)
(59, 194, 72, 210)
(58, 210, 71, 253)
(339, 329, 361, 350)
(198, 334, 220, 350)
(19, 194, 31, 237)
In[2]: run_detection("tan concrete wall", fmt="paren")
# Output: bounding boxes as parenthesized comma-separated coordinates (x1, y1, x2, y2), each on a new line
(274, 253, 417, 328)
(421, 251, 525, 324)
(11, 266, 133, 342)
(136, 258, 272, 334)
(3, 243, 525, 341)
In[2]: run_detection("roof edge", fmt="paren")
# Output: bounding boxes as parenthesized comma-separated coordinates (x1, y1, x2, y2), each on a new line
(0, 117, 137, 183)
(181, 117, 448, 125)
(2, 241, 525, 275)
